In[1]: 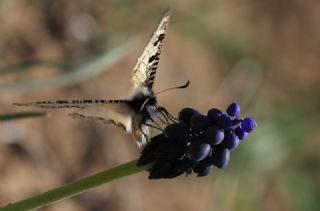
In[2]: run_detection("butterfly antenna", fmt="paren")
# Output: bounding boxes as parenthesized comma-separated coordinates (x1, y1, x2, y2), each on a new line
(156, 81, 190, 95)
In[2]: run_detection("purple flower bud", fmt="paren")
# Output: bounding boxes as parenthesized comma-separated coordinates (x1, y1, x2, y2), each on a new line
(226, 102, 240, 117)
(223, 132, 240, 151)
(218, 114, 232, 130)
(234, 126, 248, 140)
(190, 114, 210, 132)
(207, 108, 222, 125)
(195, 164, 213, 177)
(178, 108, 200, 124)
(212, 147, 230, 169)
(193, 156, 214, 177)
(206, 126, 225, 145)
(241, 117, 257, 133)
(186, 142, 211, 161)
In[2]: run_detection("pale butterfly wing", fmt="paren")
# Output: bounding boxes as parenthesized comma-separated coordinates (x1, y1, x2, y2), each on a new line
(13, 100, 133, 131)
(13, 100, 149, 146)
(68, 102, 134, 132)
(131, 11, 171, 88)
(69, 103, 149, 146)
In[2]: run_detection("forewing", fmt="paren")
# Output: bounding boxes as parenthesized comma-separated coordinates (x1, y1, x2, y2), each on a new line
(131, 11, 171, 88)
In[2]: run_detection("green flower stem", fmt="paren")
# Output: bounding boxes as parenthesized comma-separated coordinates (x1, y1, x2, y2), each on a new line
(0, 160, 150, 211)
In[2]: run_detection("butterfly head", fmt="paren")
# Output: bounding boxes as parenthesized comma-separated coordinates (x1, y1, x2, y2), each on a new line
(131, 86, 155, 99)
(139, 87, 157, 109)
(130, 86, 158, 112)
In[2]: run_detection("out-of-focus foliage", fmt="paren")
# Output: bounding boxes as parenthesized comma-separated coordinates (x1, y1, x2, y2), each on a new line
(0, 0, 319, 211)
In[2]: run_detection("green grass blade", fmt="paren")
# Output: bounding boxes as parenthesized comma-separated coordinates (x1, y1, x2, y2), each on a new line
(0, 112, 46, 121)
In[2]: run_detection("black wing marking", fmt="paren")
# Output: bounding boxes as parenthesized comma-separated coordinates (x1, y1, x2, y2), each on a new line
(131, 11, 171, 88)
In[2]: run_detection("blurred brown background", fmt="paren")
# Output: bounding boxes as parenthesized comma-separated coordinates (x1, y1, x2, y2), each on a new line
(0, 0, 319, 211)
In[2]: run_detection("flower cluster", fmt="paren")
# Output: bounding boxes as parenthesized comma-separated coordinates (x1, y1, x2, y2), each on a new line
(137, 103, 257, 179)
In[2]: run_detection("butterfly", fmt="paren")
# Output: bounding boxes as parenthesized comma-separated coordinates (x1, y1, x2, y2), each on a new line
(14, 11, 187, 148)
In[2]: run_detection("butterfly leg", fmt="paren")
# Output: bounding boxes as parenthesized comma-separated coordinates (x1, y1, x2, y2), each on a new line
(132, 122, 150, 147)
(157, 107, 178, 123)
(139, 126, 150, 143)
(137, 121, 163, 147)
(157, 115, 168, 125)
(157, 111, 169, 124)
(144, 122, 162, 131)
(144, 111, 163, 131)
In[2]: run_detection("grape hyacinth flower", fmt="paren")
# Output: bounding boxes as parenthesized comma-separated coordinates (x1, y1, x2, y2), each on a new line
(137, 102, 257, 179)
